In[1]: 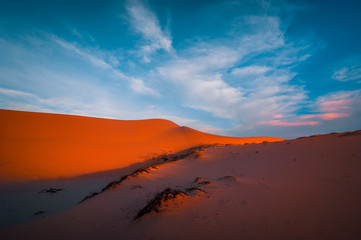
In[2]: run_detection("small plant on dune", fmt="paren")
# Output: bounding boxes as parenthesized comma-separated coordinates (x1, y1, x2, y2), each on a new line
(186, 187, 207, 194)
(134, 188, 187, 220)
(192, 177, 211, 186)
(132, 168, 151, 176)
(219, 175, 239, 181)
(39, 188, 63, 194)
(78, 145, 212, 204)
(102, 175, 129, 191)
(193, 151, 203, 158)
(135, 184, 209, 220)
(33, 210, 46, 216)
(78, 192, 99, 204)
(131, 184, 142, 189)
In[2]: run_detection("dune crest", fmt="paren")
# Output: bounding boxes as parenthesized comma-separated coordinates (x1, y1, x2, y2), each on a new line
(0, 109, 283, 182)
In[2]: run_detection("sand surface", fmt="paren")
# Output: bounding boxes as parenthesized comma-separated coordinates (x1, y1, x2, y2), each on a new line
(0, 109, 281, 182)
(0, 110, 282, 228)
(1, 110, 360, 239)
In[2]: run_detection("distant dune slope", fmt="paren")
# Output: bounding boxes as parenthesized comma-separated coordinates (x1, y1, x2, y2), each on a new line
(0, 110, 283, 182)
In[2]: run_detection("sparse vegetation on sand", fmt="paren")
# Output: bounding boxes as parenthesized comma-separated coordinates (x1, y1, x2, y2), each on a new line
(135, 183, 209, 220)
(79, 146, 212, 204)
(134, 188, 187, 219)
(39, 188, 63, 194)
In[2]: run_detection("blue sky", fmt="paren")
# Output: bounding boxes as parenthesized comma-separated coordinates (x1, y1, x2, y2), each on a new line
(1, 0, 361, 138)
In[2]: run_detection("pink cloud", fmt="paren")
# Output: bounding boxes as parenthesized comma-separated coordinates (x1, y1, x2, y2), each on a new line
(299, 115, 314, 120)
(319, 112, 350, 120)
(272, 114, 285, 119)
(300, 112, 350, 120)
(319, 100, 351, 112)
(261, 120, 319, 127)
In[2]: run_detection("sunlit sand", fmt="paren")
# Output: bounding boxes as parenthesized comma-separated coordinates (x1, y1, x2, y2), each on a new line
(0, 110, 360, 240)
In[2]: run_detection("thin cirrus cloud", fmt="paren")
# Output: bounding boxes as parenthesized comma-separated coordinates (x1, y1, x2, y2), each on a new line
(263, 91, 360, 128)
(158, 46, 242, 120)
(300, 113, 350, 120)
(315, 90, 360, 113)
(129, 77, 161, 97)
(157, 15, 310, 128)
(126, 0, 173, 62)
(332, 64, 361, 82)
(53, 36, 113, 71)
(231, 66, 271, 76)
(294, 90, 361, 125)
(53, 35, 160, 97)
(261, 120, 319, 127)
(0, 87, 36, 99)
(319, 99, 351, 112)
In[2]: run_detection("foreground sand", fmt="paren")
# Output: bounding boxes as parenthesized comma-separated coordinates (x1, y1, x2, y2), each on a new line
(0, 109, 361, 240)
(1, 126, 360, 239)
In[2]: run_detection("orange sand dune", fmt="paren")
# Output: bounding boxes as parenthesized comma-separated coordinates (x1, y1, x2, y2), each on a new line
(0, 109, 283, 182)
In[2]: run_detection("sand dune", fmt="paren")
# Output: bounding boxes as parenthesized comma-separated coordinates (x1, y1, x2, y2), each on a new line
(1, 110, 360, 239)
(0, 110, 282, 182)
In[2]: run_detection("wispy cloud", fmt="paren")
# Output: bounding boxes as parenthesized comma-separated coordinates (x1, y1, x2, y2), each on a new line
(52, 36, 159, 97)
(158, 15, 309, 128)
(319, 99, 351, 112)
(53, 36, 113, 70)
(0, 87, 36, 98)
(300, 112, 350, 120)
(158, 47, 242, 119)
(315, 90, 360, 113)
(332, 64, 361, 82)
(129, 78, 161, 97)
(126, 0, 172, 62)
(262, 90, 359, 128)
(231, 66, 271, 76)
(261, 120, 319, 127)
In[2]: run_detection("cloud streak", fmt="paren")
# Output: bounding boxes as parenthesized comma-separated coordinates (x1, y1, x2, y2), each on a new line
(231, 66, 271, 76)
(53, 36, 113, 70)
(126, 0, 172, 62)
(53, 36, 159, 97)
(261, 120, 319, 127)
(300, 113, 350, 120)
(0, 87, 36, 98)
(129, 78, 161, 97)
(332, 64, 361, 82)
(158, 15, 309, 129)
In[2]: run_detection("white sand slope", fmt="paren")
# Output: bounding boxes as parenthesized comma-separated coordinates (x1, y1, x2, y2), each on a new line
(1, 131, 360, 240)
